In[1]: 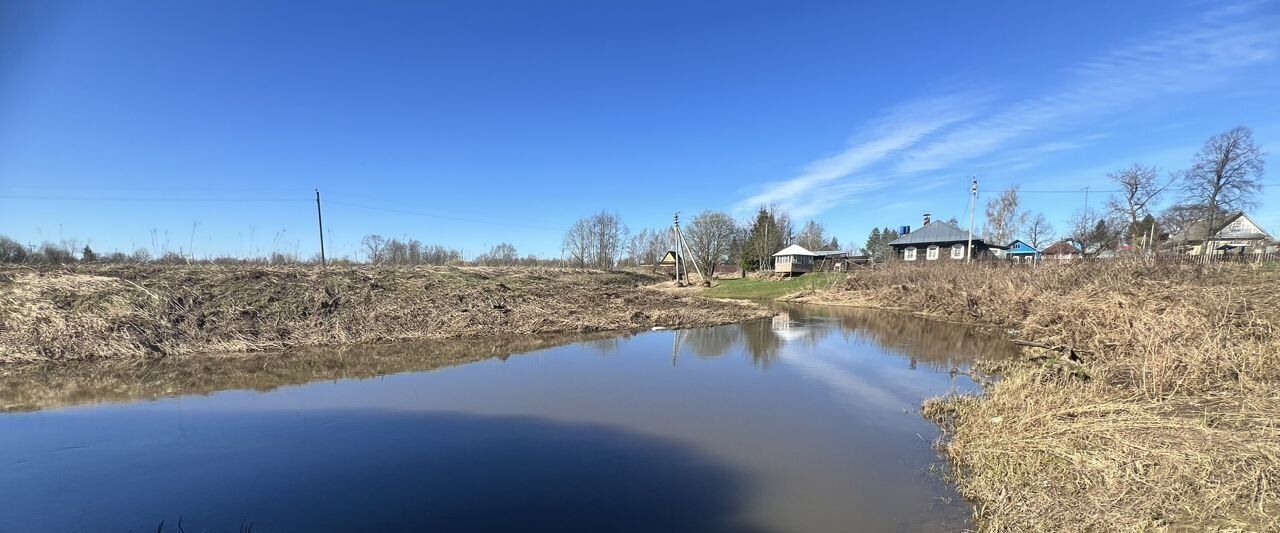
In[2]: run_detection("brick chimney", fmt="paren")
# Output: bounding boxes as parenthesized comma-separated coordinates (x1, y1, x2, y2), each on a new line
(923, 213, 932, 226)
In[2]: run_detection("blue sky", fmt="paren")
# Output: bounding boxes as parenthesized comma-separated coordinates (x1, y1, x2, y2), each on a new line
(2, 0, 1278, 259)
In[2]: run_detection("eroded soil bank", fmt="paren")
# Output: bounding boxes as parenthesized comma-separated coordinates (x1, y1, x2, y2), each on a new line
(799, 261, 1280, 532)
(0, 265, 771, 368)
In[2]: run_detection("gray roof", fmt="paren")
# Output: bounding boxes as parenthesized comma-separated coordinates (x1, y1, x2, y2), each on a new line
(1169, 212, 1272, 242)
(889, 221, 983, 246)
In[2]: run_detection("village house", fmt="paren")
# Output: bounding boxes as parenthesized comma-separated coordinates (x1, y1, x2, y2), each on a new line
(772, 244, 816, 275)
(1004, 240, 1040, 263)
(1040, 240, 1082, 263)
(889, 214, 1002, 262)
(1167, 212, 1276, 256)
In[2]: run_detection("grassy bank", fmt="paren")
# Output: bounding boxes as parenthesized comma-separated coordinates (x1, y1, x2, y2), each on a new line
(702, 272, 846, 300)
(0, 265, 771, 368)
(804, 262, 1280, 532)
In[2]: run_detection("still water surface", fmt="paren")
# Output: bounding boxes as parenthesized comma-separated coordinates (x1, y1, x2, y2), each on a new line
(0, 304, 1015, 532)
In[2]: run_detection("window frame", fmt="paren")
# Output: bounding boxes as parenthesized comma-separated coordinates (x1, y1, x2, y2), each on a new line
(904, 247, 917, 261)
(951, 244, 965, 259)
(926, 245, 939, 261)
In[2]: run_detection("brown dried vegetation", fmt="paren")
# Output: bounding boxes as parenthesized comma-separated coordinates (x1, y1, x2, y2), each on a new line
(0, 264, 771, 368)
(811, 261, 1280, 532)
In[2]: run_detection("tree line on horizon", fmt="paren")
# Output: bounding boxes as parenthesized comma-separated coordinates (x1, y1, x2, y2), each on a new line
(1, 126, 1264, 268)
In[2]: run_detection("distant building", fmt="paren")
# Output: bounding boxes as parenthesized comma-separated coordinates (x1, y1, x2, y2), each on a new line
(1041, 240, 1082, 263)
(888, 214, 1003, 262)
(772, 244, 816, 274)
(1004, 240, 1040, 263)
(657, 250, 682, 274)
(1167, 212, 1274, 256)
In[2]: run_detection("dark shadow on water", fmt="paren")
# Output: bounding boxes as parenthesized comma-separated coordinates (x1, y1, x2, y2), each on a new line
(1, 410, 772, 533)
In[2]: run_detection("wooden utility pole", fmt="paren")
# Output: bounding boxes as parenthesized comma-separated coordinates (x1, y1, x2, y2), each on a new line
(315, 189, 326, 266)
(675, 213, 686, 285)
(966, 177, 977, 263)
(671, 212, 704, 285)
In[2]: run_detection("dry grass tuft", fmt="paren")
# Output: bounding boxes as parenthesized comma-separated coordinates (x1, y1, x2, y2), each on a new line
(0, 264, 771, 368)
(816, 260, 1280, 531)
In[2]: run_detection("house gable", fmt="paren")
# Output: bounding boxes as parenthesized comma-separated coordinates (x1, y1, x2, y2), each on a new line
(1213, 213, 1272, 241)
(1006, 240, 1037, 254)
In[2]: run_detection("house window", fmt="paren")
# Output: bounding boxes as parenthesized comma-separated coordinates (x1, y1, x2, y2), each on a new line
(926, 245, 939, 260)
(1229, 220, 1243, 232)
(904, 247, 917, 261)
(951, 244, 965, 259)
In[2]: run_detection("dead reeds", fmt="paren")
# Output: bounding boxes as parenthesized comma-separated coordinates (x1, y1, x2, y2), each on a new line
(815, 260, 1280, 531)
(0, 264, 771, 368)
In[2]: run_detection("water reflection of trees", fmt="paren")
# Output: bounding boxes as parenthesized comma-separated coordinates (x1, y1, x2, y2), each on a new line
(681, 304, 1015, 370)
(1, 332, 616, 413)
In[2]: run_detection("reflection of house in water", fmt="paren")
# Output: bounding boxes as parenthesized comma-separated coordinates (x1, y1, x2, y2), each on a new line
(673, 304, 1015, 372)
(775, 303, 1017, 369)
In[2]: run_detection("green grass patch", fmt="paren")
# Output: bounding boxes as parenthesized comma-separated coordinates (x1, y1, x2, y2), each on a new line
(702, 272, 847, 300)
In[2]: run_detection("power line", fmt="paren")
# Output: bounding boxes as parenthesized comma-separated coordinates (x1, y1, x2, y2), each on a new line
(326, 200, 564, 232)
(0, 194, 307, 203)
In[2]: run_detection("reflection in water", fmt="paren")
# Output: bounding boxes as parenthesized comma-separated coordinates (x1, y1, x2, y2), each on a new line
(679, 303, 1016, 371)
(0, 333, 616, 412)
(1, 304, 1013, 532)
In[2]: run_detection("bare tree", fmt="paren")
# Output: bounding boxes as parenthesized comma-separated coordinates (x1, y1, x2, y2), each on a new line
(983, 185, 1026, 246)
(1069, 208, 1120, 255)
(1025, 212, 1055, 249)
(626, 228, 668, 272)
(476, 243, 517, 266)
(796, 220, 827, 251)
(563, 211, 628, 270)
(1106, 164, 1170, 244)
(1181, 126, 1266, 252)
(684, 210, 738, 279)
(562, 218, 592, 268)
(361, 234, 387, 264)
(0, 236, 28, 263)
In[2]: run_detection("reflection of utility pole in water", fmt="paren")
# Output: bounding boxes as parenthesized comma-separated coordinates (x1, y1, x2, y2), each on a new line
(671, 329, 686, 367)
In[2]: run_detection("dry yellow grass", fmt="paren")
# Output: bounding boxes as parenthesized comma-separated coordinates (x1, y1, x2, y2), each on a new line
(810, 261, 1280, 532)
(0, 264, 771, 368)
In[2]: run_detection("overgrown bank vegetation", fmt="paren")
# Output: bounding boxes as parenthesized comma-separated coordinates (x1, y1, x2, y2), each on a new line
(0, 265, 771, 368)
(804, 262, 1279, 531)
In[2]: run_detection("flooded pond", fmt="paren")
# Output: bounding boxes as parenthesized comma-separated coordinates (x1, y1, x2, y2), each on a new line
(0, 304, 1016, 532)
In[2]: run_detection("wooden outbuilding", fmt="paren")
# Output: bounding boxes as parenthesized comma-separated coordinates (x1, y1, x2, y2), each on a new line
(1041, 240, 1082, 263)
(772, 244, 816, 274)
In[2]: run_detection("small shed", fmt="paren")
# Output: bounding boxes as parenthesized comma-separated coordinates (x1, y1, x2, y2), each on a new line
(657, 250, 683, 274)
(772, 244, 816, 275)
(1041, 240, 1081, 263)
(1005, 240, 1040, 263)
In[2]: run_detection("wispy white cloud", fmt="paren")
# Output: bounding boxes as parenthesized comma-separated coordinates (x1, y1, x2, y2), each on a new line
(737, 2, 1280, 220)
(735, 93, 981, 218)
(895, 4, 1280, 174)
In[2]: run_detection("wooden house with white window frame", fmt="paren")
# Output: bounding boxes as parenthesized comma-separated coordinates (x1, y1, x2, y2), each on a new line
(1167, 212, 1275, 256)
(888, 214, 1003, 262)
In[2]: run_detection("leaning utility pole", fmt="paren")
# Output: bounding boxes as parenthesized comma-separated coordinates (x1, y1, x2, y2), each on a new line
(671, 213, 704, 285)
(672, 213, 685, 284)
(315, 189, 326, 267)
(966, 177, 977, 263)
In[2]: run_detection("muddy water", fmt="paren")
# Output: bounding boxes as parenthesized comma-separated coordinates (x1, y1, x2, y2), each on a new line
(0, 304, 1016, 532)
